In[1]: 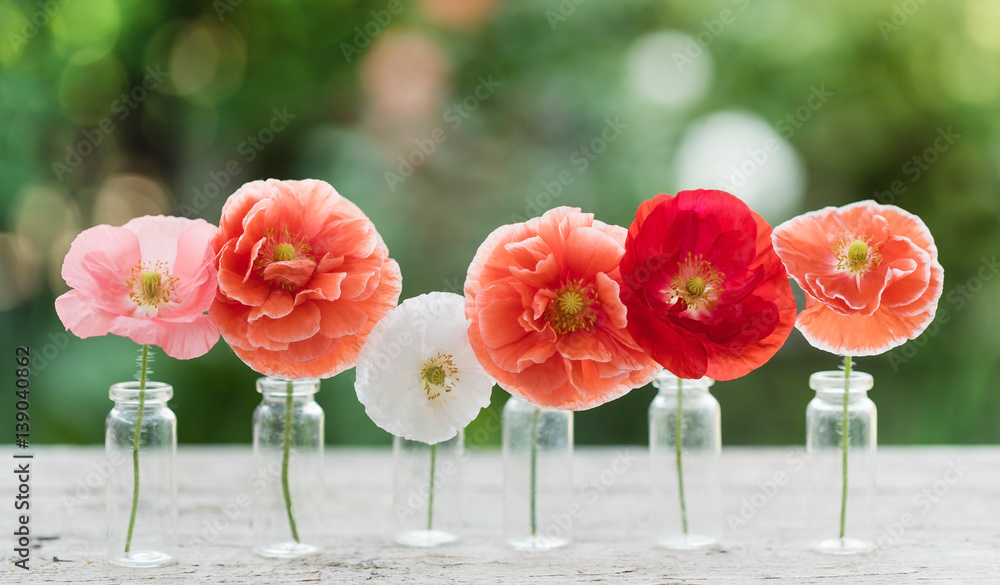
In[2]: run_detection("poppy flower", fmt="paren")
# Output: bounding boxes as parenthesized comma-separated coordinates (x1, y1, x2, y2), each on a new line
(355, 292, 494, 444)
(464, 207, 660, 410)
(210, 179, 402, 379)
(771, 200, 944, 356)
(55, 215, 220, 359)
(620, 190, 796, 381)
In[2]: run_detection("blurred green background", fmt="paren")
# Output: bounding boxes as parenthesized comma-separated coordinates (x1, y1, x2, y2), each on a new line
(1, 0, 998, 447)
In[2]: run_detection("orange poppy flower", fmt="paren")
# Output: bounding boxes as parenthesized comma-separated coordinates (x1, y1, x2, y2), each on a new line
(771, 200, 944, 356)
(210, 179, 402, 379)
(464, 207, 660, 410)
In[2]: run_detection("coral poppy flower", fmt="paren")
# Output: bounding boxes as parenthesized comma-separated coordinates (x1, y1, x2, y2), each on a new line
(771, 200, 944, 356)
(620, 190, 796, 381)
(210, 179, 402, 379)
(355, 292, 494, 444)
(464, 207, 660, 410)
(54, 215, 220, 359)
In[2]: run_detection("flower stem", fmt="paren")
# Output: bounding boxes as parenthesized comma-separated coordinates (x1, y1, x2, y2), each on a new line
(840, 356, 852, 540)
(282, 380, 300, 543)
(676, 377, 689, 535)
(529, 406, 540, 537)
(124, 344, 148, 554)
(427, 443, 437, 531)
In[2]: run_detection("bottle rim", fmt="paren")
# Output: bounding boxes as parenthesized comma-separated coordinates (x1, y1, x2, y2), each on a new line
(809, 370, 874, 392)
(109, 381, 173, 403)
(652, 368, 714, 390)
(256, 376, 321, 397)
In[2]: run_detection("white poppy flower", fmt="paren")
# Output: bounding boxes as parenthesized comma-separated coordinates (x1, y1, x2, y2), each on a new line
(355, 292, 495, 444)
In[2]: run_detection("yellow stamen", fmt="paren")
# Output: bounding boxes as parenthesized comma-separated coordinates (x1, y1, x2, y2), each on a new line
(420, 353, 459, 402)
(669, 253, 724, 314)
(546, 280, 598, 335)
(126, 261, 178, 312)
(833, 232, 881, 282)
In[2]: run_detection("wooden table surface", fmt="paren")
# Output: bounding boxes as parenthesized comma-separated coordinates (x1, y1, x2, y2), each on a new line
(2, 446, 997, 584)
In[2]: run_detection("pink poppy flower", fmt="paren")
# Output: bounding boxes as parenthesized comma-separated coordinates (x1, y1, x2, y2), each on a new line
(771, 200, 944, 356)
(54, 215, 220, 359)
(210, 179, 402, 379)
(464, 207, 660, 410)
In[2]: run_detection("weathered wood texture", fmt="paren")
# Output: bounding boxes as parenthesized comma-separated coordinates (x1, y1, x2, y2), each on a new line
(2, 446, 998, 584)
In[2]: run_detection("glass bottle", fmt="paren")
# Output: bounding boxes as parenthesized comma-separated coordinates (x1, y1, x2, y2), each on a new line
(393, 431, 464, 547)
(649, 370, 721, 550)
(106, 381, 177, 567)
(502, 395, 573, 551)
(252, 377, 324, 558)
(806, 369, 876, 554)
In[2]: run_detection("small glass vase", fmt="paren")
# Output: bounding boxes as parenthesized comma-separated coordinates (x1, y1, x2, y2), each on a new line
(252, 377, 324, 558)
(649, 370, 722, 549)
(106, 381, 177, 568)
(393, 431, 464, 547)
(806, 369, 876, 554)
(502, 395, 573, 551)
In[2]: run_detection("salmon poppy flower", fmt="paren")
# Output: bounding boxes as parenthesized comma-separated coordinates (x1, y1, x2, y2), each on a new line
(55, 215, 220, 359)
(210, 179, 402, 379)
(771, 200, 944, 356)
(464, 207, 660, 410)
(620, 190, 796, 381)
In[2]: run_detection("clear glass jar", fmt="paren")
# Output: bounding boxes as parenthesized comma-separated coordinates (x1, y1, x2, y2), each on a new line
(106, 381, 177, 567)
(393, 431, 464, 547)
(502, 395, 573, 551)
(806, 370, 876, 554)
(649, 370, 721, 550)
(252, 377, 324, 558)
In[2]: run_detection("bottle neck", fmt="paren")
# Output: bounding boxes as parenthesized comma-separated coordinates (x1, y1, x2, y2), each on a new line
(810, 370, 873, 403)
(652, 370, 713, 396)
(257, 377, 320, 403)
(109, 381, 172, 406)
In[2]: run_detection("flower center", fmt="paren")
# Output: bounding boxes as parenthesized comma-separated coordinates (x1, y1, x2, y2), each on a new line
(833, 232, 881, 282)
(126, 261, 178, 315)
(255, 227, 315, 290)
(669, 253, 724, 314)
(546, 279, 598, 335)
(273, 242, 296, 262)
(420, 353, 459, 401)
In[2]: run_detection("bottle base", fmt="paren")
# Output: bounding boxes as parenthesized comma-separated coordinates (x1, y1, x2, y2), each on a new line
(812, 537, 874, 555)
(108, 550, 176, 568)
(394, 529, 459, 547)
(655, 534, 719, 550)
(507, 535, 570, 552)
(255, 541, 321, 558)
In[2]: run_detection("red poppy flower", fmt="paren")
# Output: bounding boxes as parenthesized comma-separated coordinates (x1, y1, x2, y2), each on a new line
(620, 190, 796, 380)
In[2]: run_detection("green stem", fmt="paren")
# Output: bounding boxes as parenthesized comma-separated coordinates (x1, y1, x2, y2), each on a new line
(529, 406, 540, 537)
(124, 344, 148, 554)
(676, 377, 689, 535)
(282, 380, 300, 543)
(840, 356, 852, 540)
(427, 443, 437, 531)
